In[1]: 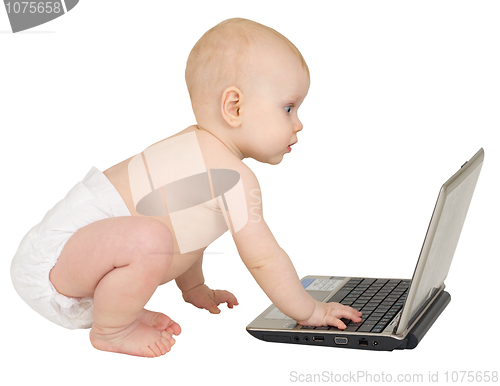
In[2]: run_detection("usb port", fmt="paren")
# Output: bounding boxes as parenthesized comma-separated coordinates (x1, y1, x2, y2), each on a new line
(312, 336, 324, 342)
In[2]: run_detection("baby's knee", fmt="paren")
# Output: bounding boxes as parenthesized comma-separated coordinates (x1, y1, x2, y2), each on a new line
(130, 218, 174, 269)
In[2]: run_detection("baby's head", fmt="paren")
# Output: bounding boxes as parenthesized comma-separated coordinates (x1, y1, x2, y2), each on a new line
(186, 18, 310, 164)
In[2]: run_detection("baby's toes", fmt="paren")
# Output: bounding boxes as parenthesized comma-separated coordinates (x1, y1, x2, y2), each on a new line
(156, 338, 171, 356)
(139, 309, 181, 334)
(161, 330, 176, 347)
(148, 341, 162, 357)
(150, 312, 172, 330)
(166, 320, 182, 336)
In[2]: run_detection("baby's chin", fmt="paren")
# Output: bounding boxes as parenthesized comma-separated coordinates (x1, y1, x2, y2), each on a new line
(250, 149, 286, 165)
(265, 154, 285, 165)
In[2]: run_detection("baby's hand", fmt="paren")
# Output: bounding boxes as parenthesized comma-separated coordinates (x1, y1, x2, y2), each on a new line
(297, 301, 362, 329)
(182, 284, 239, 314)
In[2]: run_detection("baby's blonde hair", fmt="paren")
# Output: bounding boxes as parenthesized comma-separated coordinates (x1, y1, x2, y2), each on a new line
(185, 18, 308, 110)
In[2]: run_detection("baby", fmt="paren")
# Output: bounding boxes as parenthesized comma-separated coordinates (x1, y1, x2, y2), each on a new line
(11, 18, 361, 357)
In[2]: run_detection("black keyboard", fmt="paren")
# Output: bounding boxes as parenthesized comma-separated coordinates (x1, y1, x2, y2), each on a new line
(300, 278, 410, 333)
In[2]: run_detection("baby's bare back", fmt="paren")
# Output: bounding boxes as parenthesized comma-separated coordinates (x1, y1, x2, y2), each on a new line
(103, 125, 248, 284)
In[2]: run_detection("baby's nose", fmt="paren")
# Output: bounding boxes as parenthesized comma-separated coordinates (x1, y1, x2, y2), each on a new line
(294, 119, 303, 132)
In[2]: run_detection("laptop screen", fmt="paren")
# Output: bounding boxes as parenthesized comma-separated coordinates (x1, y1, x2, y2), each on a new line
(396, 149, 483, 334)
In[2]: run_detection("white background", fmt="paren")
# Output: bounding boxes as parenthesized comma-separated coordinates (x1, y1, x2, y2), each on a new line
(1, 1, 499, 385)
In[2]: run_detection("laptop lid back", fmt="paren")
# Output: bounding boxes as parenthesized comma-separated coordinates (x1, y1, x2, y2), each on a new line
(396, 148, 484, 335)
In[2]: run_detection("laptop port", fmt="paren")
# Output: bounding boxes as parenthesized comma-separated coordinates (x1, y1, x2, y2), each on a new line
(312, 336, 324, 342)
(358, 338, 369, 346)
(373, 341, 379, 347)
(293, 336, 300, 342)
(334, 337, 348, 345)
(304, 336, 310, 342)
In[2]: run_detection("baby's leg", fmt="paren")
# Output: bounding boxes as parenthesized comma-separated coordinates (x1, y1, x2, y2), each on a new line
(50, 216, 177, 357)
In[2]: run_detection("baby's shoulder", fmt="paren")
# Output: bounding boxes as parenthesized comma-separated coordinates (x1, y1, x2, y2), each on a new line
(191, 130, 260, 188)
(209, 154, 260, 196)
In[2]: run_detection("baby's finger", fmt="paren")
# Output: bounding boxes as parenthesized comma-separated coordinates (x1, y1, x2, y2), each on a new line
(329, 303, 362, 322)
(205, 300, 224, 314)
(197, 294, 221, 314)
(207, 302, 221, 314)
(213, 290, 238, 308)
(325, 314, 347, 330)
(341, 306, 362, 322)
(226, 293, 239, 308)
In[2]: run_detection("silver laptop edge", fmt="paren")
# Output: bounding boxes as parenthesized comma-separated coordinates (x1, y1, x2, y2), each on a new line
(395, 148, 484, 334)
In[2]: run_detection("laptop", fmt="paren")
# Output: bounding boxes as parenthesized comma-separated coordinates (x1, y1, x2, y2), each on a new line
(246, 148, 484, 351)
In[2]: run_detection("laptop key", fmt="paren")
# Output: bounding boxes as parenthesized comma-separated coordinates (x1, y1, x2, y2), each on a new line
(342, 321, 362, 331)
(340, 318, 351, 326)
(327, 289, 351, 303)
(357, 324, 376, 332)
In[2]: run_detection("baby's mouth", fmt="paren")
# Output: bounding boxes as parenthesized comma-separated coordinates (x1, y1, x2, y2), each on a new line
(286, 141, 297, 153)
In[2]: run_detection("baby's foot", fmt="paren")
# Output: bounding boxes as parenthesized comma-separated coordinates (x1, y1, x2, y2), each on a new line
(90, 320, 174, 357)
(138, 309, 182, 336)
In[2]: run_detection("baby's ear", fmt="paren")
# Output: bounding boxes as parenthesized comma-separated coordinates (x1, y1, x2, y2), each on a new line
(221, 87, 244, 127)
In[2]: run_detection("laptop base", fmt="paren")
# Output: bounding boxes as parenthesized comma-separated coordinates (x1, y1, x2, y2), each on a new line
(246, 291, 450, 351)
(396, 290, 450, 350)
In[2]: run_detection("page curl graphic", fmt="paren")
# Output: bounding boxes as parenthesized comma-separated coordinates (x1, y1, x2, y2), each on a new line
(3, 0, 79, 33)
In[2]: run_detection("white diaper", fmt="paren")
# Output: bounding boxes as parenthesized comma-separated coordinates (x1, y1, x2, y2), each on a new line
(10, 167, 131, 329)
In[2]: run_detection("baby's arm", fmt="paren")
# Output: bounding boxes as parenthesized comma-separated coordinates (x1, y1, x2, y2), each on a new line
(176, 256, 238, 314)
(234, 168, 361, 328)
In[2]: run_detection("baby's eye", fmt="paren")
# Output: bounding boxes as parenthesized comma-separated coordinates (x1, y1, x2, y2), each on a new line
(284, 106, 292, 114)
